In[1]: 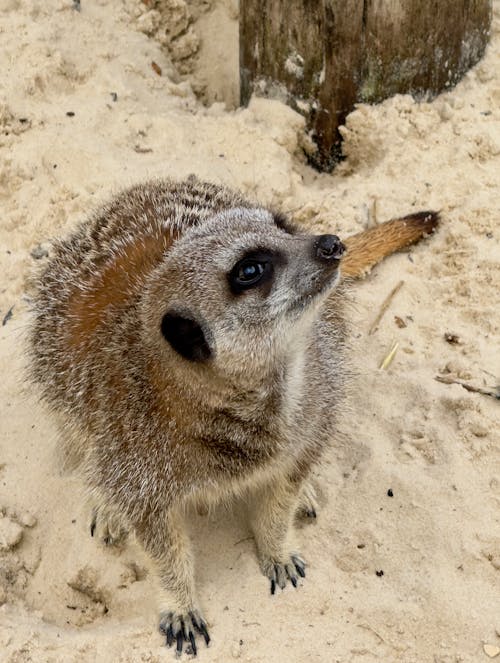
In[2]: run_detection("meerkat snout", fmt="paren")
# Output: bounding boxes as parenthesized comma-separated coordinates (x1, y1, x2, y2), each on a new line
(314, 234, 345, 263)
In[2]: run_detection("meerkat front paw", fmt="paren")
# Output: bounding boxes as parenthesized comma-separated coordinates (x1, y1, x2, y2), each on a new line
(159, 609, 210, 656)
(260, 554, 306, 594)
(89, 505, 128, 547)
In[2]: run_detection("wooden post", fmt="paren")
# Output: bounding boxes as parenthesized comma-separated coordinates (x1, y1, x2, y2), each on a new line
(240, 0, 492, 171)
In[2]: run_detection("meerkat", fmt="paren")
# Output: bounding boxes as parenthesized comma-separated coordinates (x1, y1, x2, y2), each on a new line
(28, 178, 438, 655)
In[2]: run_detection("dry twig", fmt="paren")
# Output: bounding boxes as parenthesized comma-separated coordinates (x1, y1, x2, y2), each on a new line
(379, 341, 399, 370)
(369, 280, 404, 335)
(435, 375, 500, 400)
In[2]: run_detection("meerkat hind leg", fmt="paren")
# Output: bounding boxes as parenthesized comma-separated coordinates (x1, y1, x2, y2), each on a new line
(250, 479, 306, 594)
(137, 507, 210, 656)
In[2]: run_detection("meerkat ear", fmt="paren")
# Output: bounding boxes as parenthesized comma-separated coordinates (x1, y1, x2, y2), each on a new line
(160, 312, 212, 362)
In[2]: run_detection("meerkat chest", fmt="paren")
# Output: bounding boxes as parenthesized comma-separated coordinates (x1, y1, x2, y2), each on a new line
(281, 349, 307, 429)
(279, 338, 337, 450)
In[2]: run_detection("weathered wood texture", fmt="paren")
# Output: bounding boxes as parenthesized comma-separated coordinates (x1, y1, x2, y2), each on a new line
(240, 0, 492, 170)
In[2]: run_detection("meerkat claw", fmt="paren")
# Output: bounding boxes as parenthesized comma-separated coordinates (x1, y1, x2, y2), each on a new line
(160, 610, 209, 656)
(181, 618, 188, 641)
(285, 563, 298, 588)
(88, 506, 128, 547)
(297, 480, 320, 522)
(199, 623, 210, 646)
(165, 624, 174, 647)
(176, 631, 183, 656)
(189, 611, 210, 645)
(292, 555, 306, 578)
(266, 555, 305, 594)
(188, 631, 197, 656)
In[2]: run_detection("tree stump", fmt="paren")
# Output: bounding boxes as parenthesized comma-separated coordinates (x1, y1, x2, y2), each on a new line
(240, 0, 492, 171)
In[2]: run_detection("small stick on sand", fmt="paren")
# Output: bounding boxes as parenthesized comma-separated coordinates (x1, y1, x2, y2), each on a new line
(379, 341, 399, 370)
(371, 196, 378, 226)
(369, 280, 404, 335)
(234, 536, 254, 546)
(435, 375, 500, 400)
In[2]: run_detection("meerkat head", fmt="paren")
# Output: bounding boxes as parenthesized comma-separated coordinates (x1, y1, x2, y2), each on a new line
(143, 207, 344, 381)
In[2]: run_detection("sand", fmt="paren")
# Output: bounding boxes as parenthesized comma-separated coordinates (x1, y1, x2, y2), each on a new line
(0, 1, 499, 662)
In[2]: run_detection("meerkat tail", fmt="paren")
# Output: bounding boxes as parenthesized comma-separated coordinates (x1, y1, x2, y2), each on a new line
(341, 211, 439, 279)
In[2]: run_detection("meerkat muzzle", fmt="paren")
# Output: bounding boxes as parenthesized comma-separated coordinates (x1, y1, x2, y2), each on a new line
(313, 234, 345, 264)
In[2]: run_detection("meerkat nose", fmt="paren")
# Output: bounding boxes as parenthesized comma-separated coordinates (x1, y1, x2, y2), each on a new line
(314, 234, 345, 263)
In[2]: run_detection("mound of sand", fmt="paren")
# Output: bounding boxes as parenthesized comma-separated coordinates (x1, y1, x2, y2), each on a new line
(0, 1, 499, 661)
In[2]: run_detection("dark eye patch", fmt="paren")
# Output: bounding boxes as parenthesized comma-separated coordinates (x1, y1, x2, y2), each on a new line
(228, 249, 284, 296)
(272, 211, 297, 235)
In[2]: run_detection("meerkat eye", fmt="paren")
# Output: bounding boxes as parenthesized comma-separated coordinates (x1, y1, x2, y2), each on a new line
(238, 261, 265, 283)
(228, 251, 275, 295)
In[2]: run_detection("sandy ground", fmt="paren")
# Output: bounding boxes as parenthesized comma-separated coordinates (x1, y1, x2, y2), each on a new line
(0, 1, 499, 662)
